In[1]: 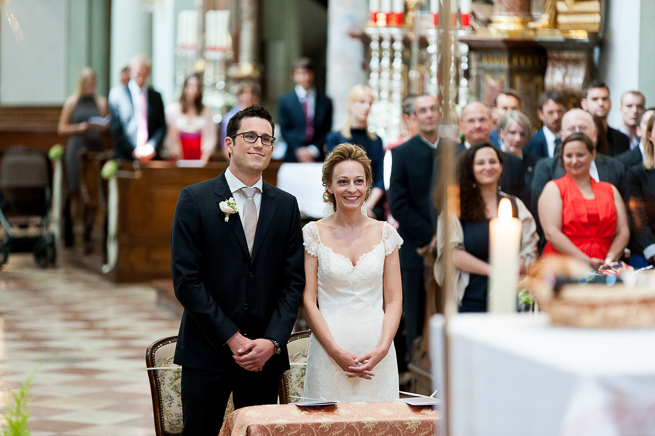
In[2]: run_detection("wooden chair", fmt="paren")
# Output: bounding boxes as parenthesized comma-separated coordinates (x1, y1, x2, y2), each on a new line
(145, 331, 312, 435)
(279, 330, 312, 404)
(145, 336, 234, 436)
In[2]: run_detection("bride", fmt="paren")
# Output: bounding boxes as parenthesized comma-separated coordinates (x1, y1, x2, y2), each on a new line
(301, 143, 403, 402)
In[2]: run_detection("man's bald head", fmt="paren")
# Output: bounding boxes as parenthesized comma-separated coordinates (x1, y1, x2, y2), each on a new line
(561, 108, 597, 146)
(460, 101, 493, 146)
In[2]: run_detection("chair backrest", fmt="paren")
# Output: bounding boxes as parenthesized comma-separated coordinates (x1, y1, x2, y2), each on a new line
(145, 336, 235, 436)
(279, 330, 312, 404)
(145, 336, 183, 436)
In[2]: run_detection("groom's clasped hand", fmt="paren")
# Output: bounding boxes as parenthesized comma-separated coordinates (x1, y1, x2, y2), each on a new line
(226, 332, 275, 372)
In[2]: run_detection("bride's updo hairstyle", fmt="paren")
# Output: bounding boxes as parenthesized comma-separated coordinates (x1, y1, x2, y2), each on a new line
(322, 143, 373, 210)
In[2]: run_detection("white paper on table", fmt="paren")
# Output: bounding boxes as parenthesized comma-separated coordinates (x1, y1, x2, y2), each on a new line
(276, 163, 326, 218)
(294, 401, 339, 407)
(398, 397, 440, 407)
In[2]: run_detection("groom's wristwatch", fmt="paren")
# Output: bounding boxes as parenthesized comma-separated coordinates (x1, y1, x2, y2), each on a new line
(267, 338, 281, 355)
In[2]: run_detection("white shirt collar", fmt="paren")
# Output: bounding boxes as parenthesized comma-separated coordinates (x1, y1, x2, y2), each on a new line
(589, 160, 599, 182)
(295, 85, 315, 100)
(640, 141, 645, 157)
(128, 79, 146, 95)
(225, 167, 263, 194)
(420, 135, 439, 149)
(543, 126, 558, 158)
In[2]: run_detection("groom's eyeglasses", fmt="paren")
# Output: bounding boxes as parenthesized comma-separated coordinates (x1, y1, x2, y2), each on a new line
(233, 132, 276, 147)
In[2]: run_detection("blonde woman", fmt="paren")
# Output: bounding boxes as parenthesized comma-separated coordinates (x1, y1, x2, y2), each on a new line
(58, 68, 108, 218)
(326, 85, 384, 218)
(301, 143, 403, 402)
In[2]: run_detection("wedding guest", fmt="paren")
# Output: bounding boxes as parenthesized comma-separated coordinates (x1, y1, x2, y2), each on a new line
(581, 81, 630, 157)
(278, 57, 333, 162)
(301, 143, 403, 402)
(489, 89, 521, 148)
(624, 114, 655, 268)
(389, 95, 419, 149)
(120, 66, 130, 86)
(497, 111, 542, 207)
(436, 143, 538, 312)
(58, 67, 108, 224)
(524, 90, 566, 158)
(109, 54, 166, 163)
(163, 73, 218, 164)
(618, 91, 646, 150)
(617, 108, 655, 168)
(539, 133, 629, 269)
(220, 81, 260, 148)
(326, 84, 384, 218)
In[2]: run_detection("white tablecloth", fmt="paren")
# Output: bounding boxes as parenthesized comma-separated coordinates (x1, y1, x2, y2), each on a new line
(276, 163, 327, 219)
(430, 313, 655, 436)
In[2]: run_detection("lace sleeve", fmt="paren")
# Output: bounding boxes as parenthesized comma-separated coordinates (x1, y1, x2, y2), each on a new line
(302, 222, 320, 257)
(382, 223, 403, 256)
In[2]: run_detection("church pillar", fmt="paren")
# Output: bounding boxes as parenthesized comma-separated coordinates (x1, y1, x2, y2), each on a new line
(326, 0, 368, 129)
(109, 0, 152, 88)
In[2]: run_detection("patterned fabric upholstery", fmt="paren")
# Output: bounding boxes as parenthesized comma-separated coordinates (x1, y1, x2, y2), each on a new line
(279, 330, 312, 404)
(146, 336, 234, 436)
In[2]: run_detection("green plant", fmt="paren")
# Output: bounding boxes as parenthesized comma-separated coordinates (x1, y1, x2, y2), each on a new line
(2, 367, 38, 436)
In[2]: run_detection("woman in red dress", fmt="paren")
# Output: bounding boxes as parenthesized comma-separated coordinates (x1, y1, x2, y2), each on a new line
(538, 132, 629, 269)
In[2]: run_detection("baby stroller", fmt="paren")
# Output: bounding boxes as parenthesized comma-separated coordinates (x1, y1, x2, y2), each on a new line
(0, 146, 56, 267)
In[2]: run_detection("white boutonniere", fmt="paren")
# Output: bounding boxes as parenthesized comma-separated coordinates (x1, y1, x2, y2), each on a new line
(219, 197, 238, 222)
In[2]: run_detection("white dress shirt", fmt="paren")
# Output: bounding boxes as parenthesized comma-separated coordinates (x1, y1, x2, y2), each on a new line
(543, 127, 558, 158)
(225, 168, 263, 230)
(420, 136, 439, 149)
(294, 85, 320, 158)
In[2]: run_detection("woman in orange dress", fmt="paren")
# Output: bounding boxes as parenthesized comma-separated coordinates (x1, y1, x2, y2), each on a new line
(538, 132, 629, 269)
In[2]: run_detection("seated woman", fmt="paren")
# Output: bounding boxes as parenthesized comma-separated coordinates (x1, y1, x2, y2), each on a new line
(164, 73, 219, 164)
(624, 112, 655, 268)
(437, 143, 538, 313)
(497, 111, 542, 208)
(539, 132, 629, 269)
(326, 85, 384, 218)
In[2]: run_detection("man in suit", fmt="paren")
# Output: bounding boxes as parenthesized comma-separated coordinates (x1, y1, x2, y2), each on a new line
(524, 90, 566, 158)
(581, 81, 630, 157)
(108, 55, 166, 162)
(278, 58, 333, 162)
(171, 105, 305, 436)
(388, 94, 439, 363)
(489, 90, 521, 149)
(618, 91, 646, 150)
(617, 107, 655, 168)
(531, 109, 626, 246)
(458, 101, 525, 198)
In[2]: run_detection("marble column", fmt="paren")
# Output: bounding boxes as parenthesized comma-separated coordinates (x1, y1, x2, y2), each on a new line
(109, 0, 152, 87)
(326, 0, 369, 129)
(239, 0, 258, 68)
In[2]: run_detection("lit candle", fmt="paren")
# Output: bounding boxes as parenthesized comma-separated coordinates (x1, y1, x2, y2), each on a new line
(392, 0, 404, 25)
(460, 0, 471, 27)
(430, 0, 438, 26)
(488, 198, 522, 313)
(369, 0, 380, 23)
(380, 0, 391, 25)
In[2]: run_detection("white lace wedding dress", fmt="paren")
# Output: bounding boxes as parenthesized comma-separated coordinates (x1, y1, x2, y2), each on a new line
(302, 221, 403, 402)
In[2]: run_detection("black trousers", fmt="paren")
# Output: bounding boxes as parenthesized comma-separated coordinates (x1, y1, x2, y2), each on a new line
(180, 364, 283, 436)
(401, 267, 425, 362)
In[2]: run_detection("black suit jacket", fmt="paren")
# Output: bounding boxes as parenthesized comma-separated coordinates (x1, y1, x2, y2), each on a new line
(108, 85, 166, 160)
(521, 152, 543, 213)
(389, 135, 437, 270)
(278, 90, 333, 162)
(171, 172, 305, 374)
(607, 127, 630, 157)
(524, 128, 549, 158)
(617, 146, 643, 169)
(624, 165, 655, 258)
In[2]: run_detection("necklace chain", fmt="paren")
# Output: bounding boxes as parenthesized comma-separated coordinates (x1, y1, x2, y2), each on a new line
(334, 215, 364, 231)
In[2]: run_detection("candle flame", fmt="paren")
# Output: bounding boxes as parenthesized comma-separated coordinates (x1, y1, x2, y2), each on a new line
(498, 198, 512, 220)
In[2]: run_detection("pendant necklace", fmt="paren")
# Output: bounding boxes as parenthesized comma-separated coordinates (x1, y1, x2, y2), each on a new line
(335, 215, 364, 231)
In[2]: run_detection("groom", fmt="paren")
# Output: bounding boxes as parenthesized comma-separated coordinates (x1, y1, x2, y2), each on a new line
(170, 105, 305, 436)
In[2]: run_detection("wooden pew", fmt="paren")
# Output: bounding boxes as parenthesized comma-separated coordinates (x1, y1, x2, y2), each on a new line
(67, 156, 281, 283)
